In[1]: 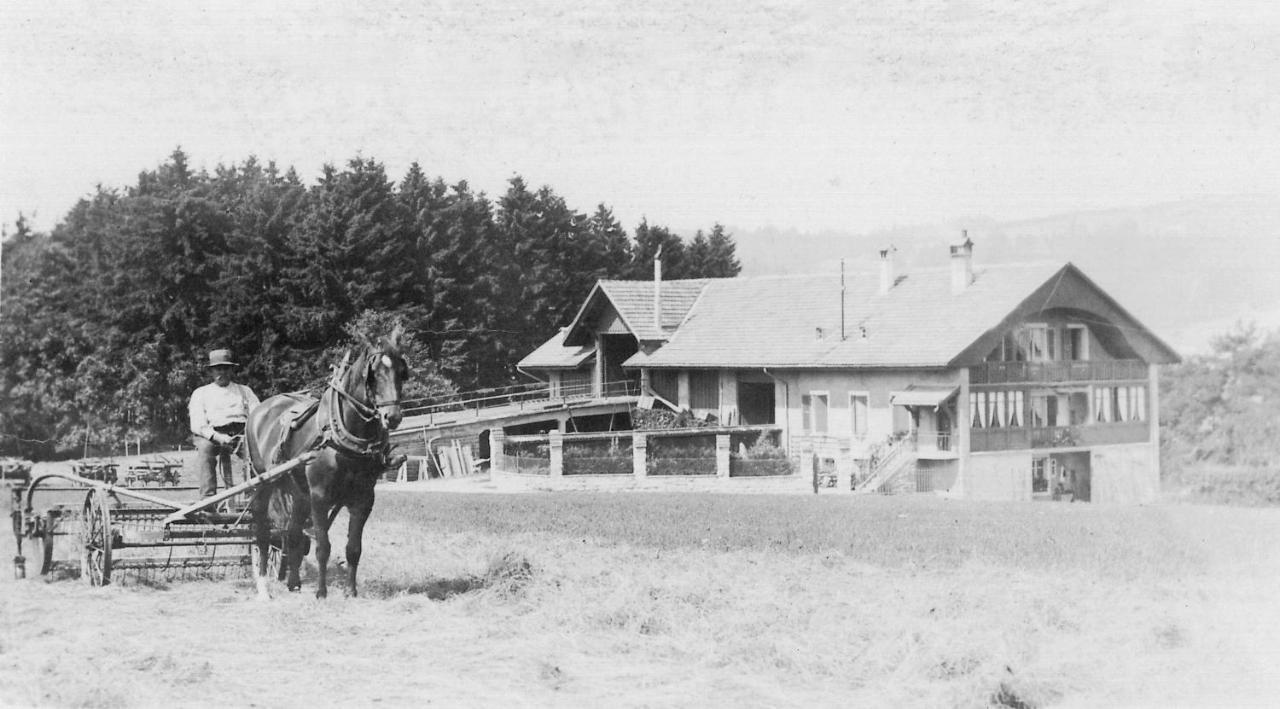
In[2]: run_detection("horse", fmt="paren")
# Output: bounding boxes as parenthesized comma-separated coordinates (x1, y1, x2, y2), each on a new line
(244, 328, 409, 599)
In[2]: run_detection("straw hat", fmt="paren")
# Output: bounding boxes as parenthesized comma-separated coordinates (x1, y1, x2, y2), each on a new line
(206, 349, 239, 368)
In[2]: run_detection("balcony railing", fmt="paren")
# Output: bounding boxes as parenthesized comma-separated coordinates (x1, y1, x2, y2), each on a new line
(909, 431, 953, 452)
(970, 421, 1149, 452)
(969, 359, 1147, 385)
(402, 379, 639, 419)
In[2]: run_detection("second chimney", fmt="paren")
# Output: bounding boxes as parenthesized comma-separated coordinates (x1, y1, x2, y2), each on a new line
(878, 246, 897, 294)
(950, 232, 974, 294)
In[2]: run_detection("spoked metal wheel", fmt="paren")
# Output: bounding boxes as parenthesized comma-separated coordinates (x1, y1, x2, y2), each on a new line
(80, 489, 113, 586)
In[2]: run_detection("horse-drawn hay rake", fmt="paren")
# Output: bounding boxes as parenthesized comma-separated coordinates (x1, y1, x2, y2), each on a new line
(11, 452, 314, 584)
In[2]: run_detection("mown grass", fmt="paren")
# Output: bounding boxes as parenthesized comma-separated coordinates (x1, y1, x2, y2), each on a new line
(373, 491, 1210, 579)
(7, 484, 1280, 707)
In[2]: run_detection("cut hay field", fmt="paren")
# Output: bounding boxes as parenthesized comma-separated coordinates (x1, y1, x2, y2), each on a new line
(3, 487, 1280, 708)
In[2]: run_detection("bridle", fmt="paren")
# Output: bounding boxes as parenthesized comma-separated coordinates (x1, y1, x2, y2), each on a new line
(321, 348, 403, 457)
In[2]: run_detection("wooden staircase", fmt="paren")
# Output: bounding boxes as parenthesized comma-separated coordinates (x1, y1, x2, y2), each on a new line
(854, 436, 917, 494)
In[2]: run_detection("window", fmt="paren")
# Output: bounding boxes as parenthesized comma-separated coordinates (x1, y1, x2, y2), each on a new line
(1030, 392, 1057, 427)
(1066, 325, 1089, 361)
(1009, 391, 1024, 427)
(1094, 387, 1112, 423)
(850, 393, 869, 439)
(802, 393, 829, 434)
(1032, 457, 1050, 494)
(1032, 457, 1057, 496)
(994, 330, 1029, 361)
(1027, 325, 1055, 362)
(1093, 385, 1146, 423)
(970, 392, 984, 428)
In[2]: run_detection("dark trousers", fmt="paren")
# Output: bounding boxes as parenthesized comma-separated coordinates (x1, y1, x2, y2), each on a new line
(194, 423, 245, 497)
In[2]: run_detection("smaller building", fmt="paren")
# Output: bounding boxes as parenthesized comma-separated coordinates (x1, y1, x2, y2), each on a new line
(518, 238, 1180, 502)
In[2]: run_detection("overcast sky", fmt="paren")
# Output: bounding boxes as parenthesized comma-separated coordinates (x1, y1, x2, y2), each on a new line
(3, 0, 1278, 239)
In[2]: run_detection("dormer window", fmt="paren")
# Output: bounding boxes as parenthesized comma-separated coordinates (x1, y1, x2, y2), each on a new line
(1066, 324, 1089, 361)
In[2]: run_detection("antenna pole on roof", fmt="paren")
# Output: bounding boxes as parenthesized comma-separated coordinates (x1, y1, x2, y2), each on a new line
(840, 259, 847, 341)
(653, 246, 663, 331)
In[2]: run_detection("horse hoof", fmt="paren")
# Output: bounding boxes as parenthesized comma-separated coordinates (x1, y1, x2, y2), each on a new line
(288, 584, 301, 593)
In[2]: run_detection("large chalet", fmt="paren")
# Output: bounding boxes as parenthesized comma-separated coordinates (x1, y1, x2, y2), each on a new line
(517, 238, 1180, 503)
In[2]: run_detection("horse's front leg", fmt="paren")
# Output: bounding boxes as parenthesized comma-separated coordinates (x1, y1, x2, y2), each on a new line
(345, 497, 373, 598)
(309, 491, 332, 599)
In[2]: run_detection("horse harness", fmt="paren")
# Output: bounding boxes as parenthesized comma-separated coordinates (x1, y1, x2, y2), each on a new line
(265, 351, 390, 470)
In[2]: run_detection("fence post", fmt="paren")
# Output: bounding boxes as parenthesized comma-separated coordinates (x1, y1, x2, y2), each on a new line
(549, 430, 564, 478)
(716, 434, 730, 479)
(633, 433, 648, 479)
(490, 428, 506, 474)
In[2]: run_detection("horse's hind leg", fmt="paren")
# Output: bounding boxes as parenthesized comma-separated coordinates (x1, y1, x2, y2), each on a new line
(251, 496, 272, 600)
(309, 493, 333, 599)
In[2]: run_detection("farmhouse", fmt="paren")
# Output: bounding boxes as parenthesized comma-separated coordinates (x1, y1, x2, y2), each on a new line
(515, 238, 1180, 503)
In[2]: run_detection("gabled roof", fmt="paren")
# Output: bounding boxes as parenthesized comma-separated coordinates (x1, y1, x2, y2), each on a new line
(562, 279, 712, 345)
(517, 327, 596, 370)
(626, 262, 1180, 368)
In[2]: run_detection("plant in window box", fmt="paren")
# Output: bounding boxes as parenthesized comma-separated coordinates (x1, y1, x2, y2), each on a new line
(1052, 427, 1078, 447)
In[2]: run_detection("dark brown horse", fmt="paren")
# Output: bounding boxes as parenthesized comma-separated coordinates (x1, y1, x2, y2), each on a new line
(244, 329, 409, 599)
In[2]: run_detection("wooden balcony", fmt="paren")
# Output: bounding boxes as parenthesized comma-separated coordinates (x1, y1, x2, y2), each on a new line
(969, 359, 1147, 385)
(970, 422, 1149, 452)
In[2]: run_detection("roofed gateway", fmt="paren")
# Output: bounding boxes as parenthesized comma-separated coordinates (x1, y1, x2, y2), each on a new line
(512, 237, 1179, 503)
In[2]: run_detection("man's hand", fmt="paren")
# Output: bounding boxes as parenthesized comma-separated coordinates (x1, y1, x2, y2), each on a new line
(211, 432, 231, 445)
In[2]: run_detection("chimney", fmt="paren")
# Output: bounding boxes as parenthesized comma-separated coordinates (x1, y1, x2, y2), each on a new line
(950, 231, 974, 294)
(878, 246, 897, 294)
(653, 245, 663, 331)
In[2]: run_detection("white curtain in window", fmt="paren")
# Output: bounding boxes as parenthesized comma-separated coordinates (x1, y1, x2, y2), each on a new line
(1013, 392, 1025, 428)
(971, 392, 983, 428)
(1135, 386, 1147, 421)
(1117, 386, 1129, 421)
(1098, 387, 1113, 422)
(995, 391, 1007, 428)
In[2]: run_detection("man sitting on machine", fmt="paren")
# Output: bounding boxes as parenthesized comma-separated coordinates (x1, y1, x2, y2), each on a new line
(189, 349, 261, 498)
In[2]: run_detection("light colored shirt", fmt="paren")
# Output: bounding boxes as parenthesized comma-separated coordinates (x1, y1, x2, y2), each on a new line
(189, 382, 261, 440)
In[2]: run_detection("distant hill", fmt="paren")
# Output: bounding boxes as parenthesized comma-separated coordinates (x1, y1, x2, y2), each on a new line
(727, 196, 1280, 355)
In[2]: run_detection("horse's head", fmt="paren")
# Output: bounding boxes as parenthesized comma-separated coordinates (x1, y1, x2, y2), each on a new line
(349, 324, 411, 431)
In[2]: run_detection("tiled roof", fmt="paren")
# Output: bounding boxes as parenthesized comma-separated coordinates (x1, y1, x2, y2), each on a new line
(567, 279, 712, 344)
(526, 260, 1179, 372)
(517, 327, 596, 370)
(628, 262, 1068, 368)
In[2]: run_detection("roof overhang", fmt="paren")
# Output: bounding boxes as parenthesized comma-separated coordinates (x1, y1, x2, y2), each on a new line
(950, 263, 1182, 367)
(889, 386, 958, 408)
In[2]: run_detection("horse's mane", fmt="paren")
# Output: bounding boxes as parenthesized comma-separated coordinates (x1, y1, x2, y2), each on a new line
(355, 322, 404, 357)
